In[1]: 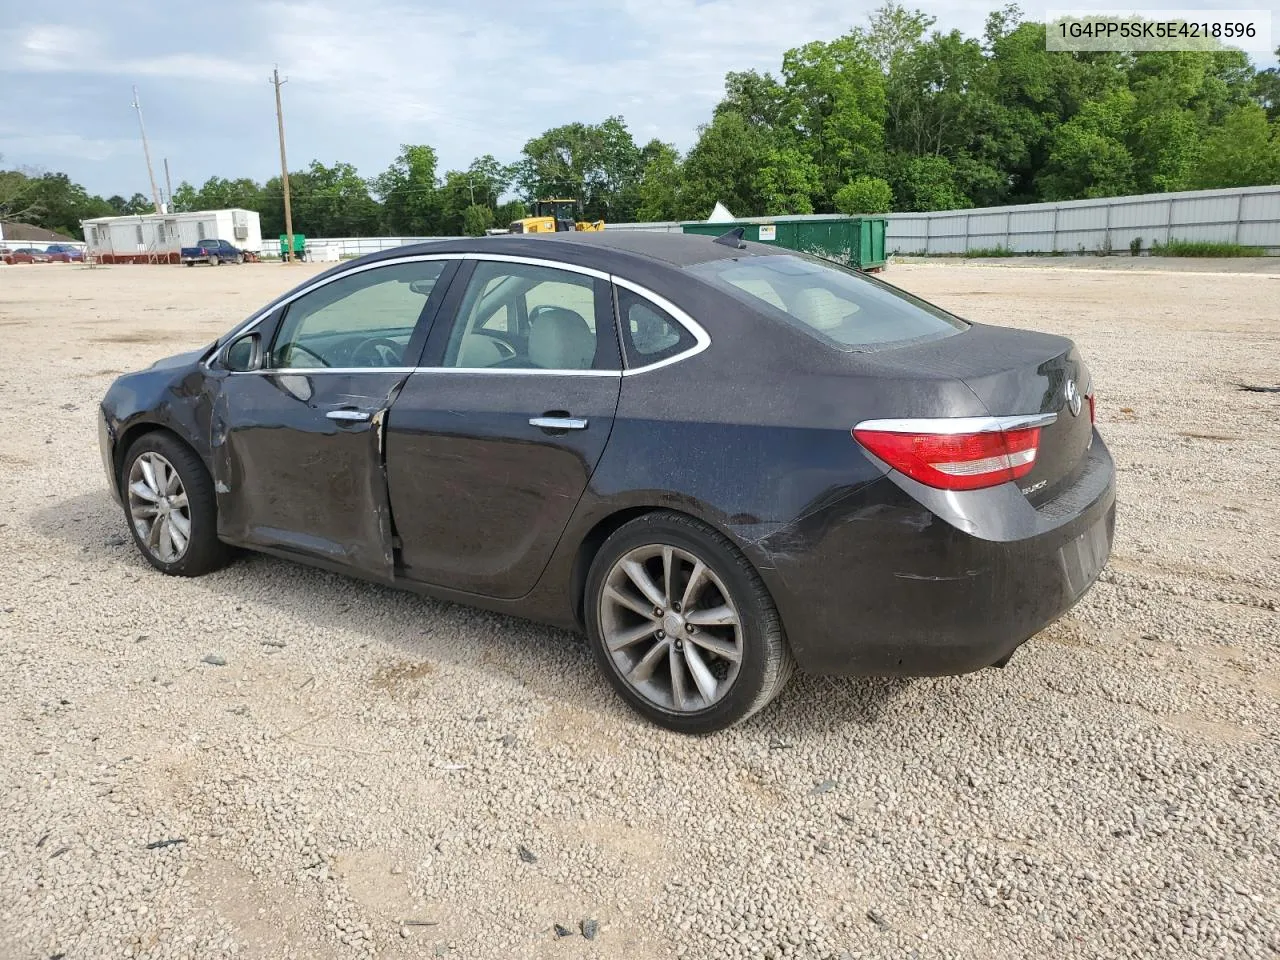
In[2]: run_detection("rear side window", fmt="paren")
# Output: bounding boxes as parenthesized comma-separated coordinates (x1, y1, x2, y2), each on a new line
(687, 255, 966, 351)
(615, 287, 696, 368)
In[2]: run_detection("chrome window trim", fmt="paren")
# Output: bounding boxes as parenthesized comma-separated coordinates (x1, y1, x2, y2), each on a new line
(853, 413, 1058, 435)
(611, 275, 711, 376)
(413, 367, 622, 378)
(227, 367, 419, 376)
(208, 253, 459, 369)
(207, 251, 711, 378)
(228, 367, 622, 378)
(459, 251, 610, 281)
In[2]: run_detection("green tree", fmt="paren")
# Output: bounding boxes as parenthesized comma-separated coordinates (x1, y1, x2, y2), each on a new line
(891, 154, 971, 210)
(834, 176, 894, 213)
(495, 199, 527, 227)
(517, 117, 645, 221)
(279, 161, 381, 237)
(860, 1, 936, 73)
(122, 192, 154, 215)
(1037, 90, 1137, 199)
(373, 145, 441, 235)
(462, 204, 495, 236)
(677, 110, 775, 218)
(21, 172, 113, 237)
(0, 163, 40, 223)
(756, 146, 820, 214)
(1188, 104, 1280, 188)
(1253, 49, 1280, 120)
(171, 181, 199, 213)
(636, 141, 682, 221)
(780, 35, 888, 208)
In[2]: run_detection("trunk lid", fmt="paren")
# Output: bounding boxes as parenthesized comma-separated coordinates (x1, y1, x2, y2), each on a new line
(861, 323, 1095, 503)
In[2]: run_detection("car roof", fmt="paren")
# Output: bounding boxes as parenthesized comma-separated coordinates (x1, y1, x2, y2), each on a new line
(370, 230, 791, 272)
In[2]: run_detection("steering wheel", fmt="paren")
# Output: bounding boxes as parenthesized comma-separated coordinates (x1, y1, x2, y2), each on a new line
(468, 330, 518, 360)
(284, 343, 331, 368)
(350, 337, 404, 367)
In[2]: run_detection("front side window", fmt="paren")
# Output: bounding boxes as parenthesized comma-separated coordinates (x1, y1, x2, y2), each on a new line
(441, 261, 614, 371)
(271, 260, 446, 369)
(688, 255, 966, 351)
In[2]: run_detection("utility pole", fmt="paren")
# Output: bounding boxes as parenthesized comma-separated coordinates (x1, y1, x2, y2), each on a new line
(163, 158, 173, 212)
(270, 66, 295, 262)
(130, 85, 162, 214)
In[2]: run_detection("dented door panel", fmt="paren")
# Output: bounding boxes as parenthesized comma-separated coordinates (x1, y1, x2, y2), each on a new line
(210, 371, 410, 581)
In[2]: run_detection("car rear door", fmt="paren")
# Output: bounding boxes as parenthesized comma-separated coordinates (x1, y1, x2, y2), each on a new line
(208, 256, 458, 581)
(385, 255, 622, 598)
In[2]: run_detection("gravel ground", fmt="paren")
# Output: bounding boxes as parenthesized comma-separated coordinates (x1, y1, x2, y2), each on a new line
(0, 260, 1276, 960)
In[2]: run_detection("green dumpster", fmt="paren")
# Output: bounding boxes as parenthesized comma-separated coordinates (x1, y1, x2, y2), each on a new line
(278, 233, 307, 261)
(683, 216, 887, 271)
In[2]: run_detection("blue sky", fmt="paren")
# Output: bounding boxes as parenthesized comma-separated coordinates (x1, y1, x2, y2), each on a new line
(0, 0, 1271, 198)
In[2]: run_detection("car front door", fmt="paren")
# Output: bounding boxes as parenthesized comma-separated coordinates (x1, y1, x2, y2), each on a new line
(385, 256, 622, 597)
(209, 256, 457, 581)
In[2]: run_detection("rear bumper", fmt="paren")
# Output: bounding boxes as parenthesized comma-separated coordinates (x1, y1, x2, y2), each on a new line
(750, 433, 1116, 677)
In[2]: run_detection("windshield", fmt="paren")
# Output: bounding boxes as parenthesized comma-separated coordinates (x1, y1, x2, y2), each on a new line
(688, 255, 966, 351)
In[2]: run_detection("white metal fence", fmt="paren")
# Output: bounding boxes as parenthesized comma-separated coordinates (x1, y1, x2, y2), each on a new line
(606, 184, 1280, 255)
(294, 236, 460, 259)
(297, 185, 1280, 259)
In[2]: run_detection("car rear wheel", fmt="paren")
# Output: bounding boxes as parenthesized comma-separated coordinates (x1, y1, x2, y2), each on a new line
(585, 512, 793, 734)
(122, 432, 230, 577)
(235, 253, 244, 265)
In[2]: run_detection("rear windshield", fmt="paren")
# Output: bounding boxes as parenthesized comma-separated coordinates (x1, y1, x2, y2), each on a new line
(687, 255, 966, 351)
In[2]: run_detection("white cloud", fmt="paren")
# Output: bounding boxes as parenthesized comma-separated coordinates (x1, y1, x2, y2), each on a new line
(0, 131, 134, 165)
(3, 23, 259, 82)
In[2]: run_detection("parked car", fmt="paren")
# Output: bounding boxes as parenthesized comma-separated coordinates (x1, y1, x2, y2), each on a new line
(3, 247, 52, 264)
(181, 239, 245, 266)
(45, 243, 85, 262)
(98, 232, 1115, 733)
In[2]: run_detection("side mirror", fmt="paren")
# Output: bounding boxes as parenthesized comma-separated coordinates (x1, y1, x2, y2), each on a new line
(224, 333, 261, 372)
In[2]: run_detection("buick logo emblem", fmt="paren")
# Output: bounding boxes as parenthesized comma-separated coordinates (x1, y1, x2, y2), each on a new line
(1065, 379, 1082, 417)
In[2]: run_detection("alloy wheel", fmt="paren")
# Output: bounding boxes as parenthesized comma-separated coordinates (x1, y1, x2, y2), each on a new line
(127, 452, 192, 564)
(599, 544, 743, 713)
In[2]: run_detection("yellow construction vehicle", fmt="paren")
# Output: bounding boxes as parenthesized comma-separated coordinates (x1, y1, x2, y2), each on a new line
(508, 198, 605, 234)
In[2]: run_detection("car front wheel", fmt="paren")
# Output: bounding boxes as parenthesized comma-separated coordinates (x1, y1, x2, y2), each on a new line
(122, 432, 230, 577)
(584, 511, 793, 734)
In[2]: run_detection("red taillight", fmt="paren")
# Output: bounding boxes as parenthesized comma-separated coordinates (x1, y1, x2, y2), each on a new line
(852, 420, 1045, 491)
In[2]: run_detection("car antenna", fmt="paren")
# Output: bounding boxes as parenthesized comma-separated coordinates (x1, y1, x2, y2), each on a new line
(713, 227, 747, 249)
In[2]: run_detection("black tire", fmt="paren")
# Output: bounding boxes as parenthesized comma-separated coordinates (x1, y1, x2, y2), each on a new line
(120, 431, 231, 577)
(584, 511, 793, 734)
(185, 261, 194, 267)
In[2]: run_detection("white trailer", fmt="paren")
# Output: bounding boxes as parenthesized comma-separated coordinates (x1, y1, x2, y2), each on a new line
(80, 209, 264, 263)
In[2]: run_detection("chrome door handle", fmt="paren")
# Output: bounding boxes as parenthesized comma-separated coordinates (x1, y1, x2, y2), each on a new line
(326, 409, 371, 422)
(529, 416, 588, 431)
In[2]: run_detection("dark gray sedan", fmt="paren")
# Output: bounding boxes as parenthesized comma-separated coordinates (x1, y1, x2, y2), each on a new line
(99, 232, 1115, 733)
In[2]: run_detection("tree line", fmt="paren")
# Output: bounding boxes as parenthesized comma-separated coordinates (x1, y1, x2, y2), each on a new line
(5, 4, 1280, 241)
